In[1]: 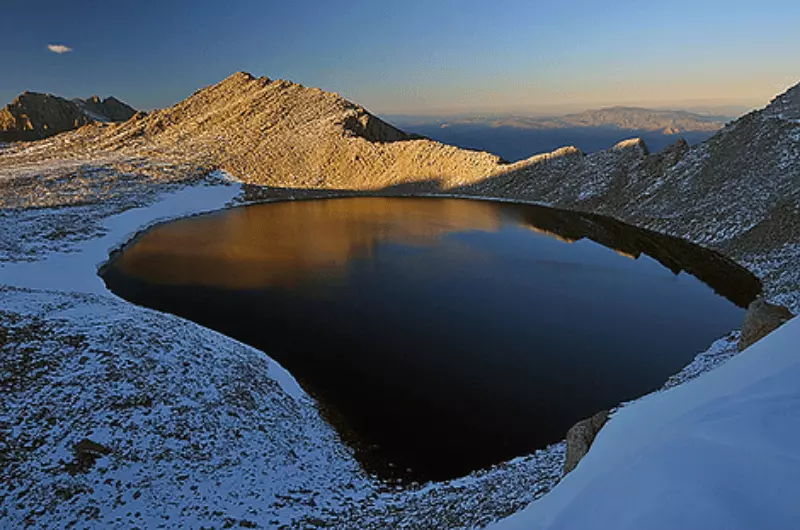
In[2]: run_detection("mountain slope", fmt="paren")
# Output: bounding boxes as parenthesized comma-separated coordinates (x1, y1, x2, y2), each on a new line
(0, 92, 136, 142)
(84, 72, 511, 189)
(73, 95, 138, 122)
(455, 81, 800, 307)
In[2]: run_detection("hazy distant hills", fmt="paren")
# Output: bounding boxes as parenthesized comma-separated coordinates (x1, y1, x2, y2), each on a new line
(388, 107, 732, 161)
(0, 92, 137, 142)
(394, 107, 728, 132)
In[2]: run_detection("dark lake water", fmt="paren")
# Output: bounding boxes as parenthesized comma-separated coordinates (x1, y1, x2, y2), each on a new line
(102, 197, 760, 482)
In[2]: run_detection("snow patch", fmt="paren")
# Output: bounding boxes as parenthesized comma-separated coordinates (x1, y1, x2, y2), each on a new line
(0, 176, 241, 294)
(490, 316, 800, 530)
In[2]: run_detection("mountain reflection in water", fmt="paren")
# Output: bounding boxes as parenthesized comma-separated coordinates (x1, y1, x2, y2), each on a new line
(114, 198, 503, 289)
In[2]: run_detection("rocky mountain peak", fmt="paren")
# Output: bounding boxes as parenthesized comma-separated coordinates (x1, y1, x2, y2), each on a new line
(212, 71, 269, 92)
(229, 71, 257, 82)
(0, 91, 137, 142)
(0, 93, 93, 142)
(612, 137, 649, 155)
(74, 95, 137, 122)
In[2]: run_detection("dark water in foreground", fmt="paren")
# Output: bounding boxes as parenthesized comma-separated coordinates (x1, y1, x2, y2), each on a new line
(102, 197, 759, 482)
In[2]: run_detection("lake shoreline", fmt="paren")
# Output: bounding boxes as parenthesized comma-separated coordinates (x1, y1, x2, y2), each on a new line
(0, 170, 777, 528)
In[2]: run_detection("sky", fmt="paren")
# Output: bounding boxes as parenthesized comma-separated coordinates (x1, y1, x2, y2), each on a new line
(1, 0, 799, 116)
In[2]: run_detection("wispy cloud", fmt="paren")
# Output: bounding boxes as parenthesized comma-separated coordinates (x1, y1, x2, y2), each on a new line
(47, 44, 73, 54)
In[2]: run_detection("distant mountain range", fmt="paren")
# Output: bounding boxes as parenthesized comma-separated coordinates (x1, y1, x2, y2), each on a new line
(0, 92, 137, 142)
(390, 107, 730, 134)
(387, 107, 733, 161)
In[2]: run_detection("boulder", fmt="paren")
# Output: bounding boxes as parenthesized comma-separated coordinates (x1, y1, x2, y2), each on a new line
(564, 409, 609, 474)
(739, 298, 794, 351)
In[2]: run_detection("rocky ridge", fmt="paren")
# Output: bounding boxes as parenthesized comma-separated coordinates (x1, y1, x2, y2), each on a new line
(76, 72, 510, 189)
(0, 92, 136, 142)
(73, 95, 138, 122)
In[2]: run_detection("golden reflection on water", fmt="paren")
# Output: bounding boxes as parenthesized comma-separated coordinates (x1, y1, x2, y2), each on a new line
(115, 198, 503, 289)
(525, 225, 579, 244)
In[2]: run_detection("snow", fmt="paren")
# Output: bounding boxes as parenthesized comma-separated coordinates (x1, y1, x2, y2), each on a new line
(0, 170, 574, 528)
(0, 286, 373, 529)
(0, 171, 309, 403)
(489, 315, 800, 530)
(0, 175, 240, 294)
(1, 157, 796, 527)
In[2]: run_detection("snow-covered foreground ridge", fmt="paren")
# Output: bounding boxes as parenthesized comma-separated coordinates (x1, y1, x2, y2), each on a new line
(491, 314, 800, 530)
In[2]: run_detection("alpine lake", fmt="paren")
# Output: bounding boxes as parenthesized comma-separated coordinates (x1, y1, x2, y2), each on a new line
(102, 197, 761, 482)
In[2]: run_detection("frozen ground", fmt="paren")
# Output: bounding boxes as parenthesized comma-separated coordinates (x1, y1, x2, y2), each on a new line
(0, 161, 793, 528)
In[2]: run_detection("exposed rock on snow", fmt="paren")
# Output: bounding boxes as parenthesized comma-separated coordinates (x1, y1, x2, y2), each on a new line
(563, 410, 608, 475)
(738, 298, 795, 351)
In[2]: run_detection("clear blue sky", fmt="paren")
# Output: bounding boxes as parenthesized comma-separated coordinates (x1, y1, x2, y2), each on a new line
(1, 0, 798, 115)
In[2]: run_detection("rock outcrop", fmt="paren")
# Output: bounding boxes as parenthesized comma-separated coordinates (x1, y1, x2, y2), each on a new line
(0, 92, 136, 142)
(73, 95, 137, 122)
(564, 410, 609, 474)
(0, 92, 92, 141)
(739, 299, 795, 350)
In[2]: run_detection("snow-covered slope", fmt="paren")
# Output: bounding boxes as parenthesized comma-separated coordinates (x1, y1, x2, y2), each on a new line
(0, 177, 379, 528)
(490, 314, 800, 530)
(0, 170, 569, 528)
